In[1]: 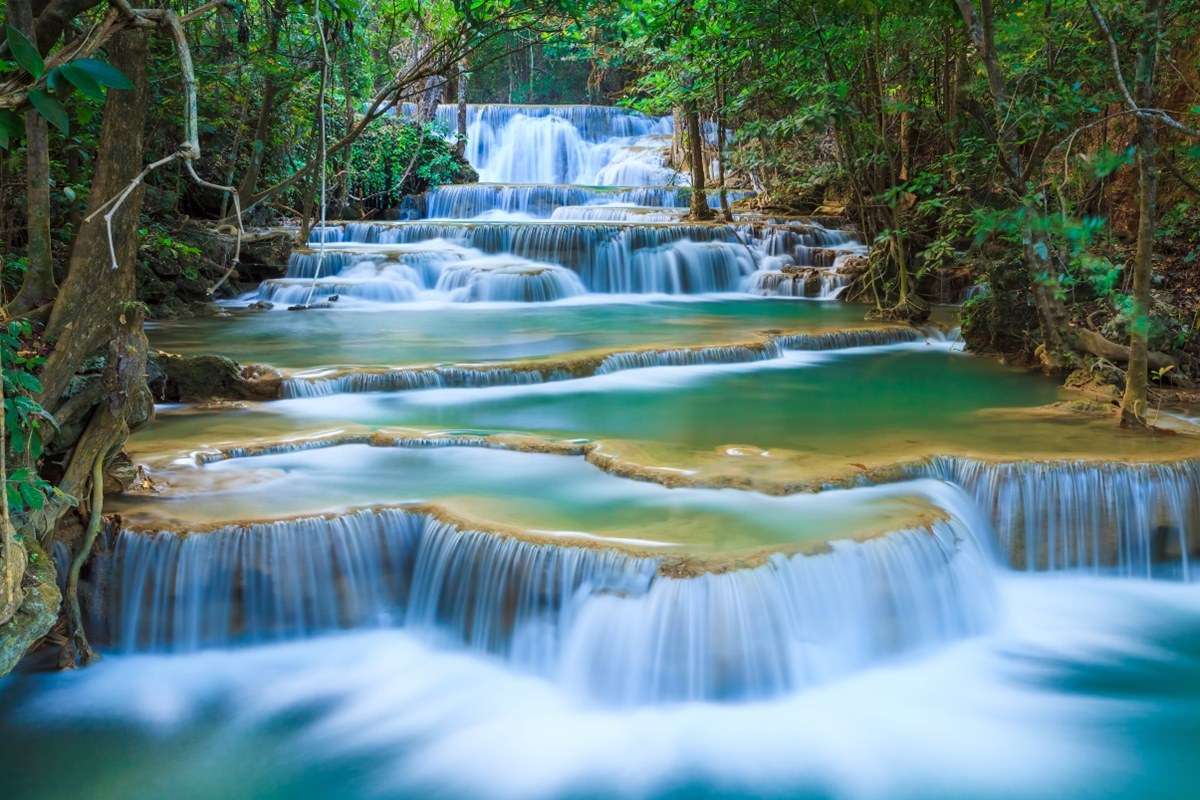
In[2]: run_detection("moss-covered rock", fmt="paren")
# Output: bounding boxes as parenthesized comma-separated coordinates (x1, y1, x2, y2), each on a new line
(0, 540, 60, 677)
(147, 351, 282, 402)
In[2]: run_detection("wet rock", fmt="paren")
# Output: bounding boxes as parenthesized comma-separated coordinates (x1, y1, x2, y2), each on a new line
(103, 452, 139, 494)
(1065, 365, 1123, 402)
(147, 351, 282, 402)
(0, 541, 61, 677)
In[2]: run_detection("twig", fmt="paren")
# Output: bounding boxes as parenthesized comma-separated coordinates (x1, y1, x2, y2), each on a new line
(1085, 0, 1200, 138)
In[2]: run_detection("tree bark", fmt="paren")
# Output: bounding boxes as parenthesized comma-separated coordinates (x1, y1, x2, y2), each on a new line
(39, 28, 150, 413)
(5, 0, 56, 315)
(235, 78, 284, 207)
(685, 100, 713, 221)
(1119, 0, 1163, 427)
(455, 60, 468, 158)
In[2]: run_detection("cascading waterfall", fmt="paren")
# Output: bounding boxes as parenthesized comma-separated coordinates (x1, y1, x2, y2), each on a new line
(278, 327, 929, 396)
(281, 364, 573, 398)
(299, 223, 764, 296)
(100, 494, 995, 703)
(594, 343, 779, 374)
(437, 104, 676, 185)
(267, 246, 584, 304)
(424, 184, 752, 219)
(916, 457, 1200, 576)
(561, 523, 993, 704)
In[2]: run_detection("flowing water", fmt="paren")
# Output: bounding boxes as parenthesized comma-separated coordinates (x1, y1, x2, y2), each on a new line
(4, 103, 1200, 799)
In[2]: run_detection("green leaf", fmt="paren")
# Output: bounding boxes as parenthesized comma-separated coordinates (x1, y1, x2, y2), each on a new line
(59, 62, 105, 101)
(5, 24, 44, 79)
(0, 109, 27, 143)
(8, 370, 42, 393)
(18, 482, 44, 511)
(71, 58, 133, 90)
(27, 90, 68, 134)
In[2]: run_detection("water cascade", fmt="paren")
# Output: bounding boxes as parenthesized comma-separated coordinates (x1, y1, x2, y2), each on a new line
(101, 497, 994, 703)
(424, 184, 753, 219)
(9, 98, 1199, 800)
(916, 457, 1200, 576)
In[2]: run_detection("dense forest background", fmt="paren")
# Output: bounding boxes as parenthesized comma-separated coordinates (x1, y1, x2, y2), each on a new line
(0, 0, 1198, 671)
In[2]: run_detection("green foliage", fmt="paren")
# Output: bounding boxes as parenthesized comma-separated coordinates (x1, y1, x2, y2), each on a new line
(348, 120, 473, 207)
(0, 27, 132, 148)
(1, 321, 66, 516)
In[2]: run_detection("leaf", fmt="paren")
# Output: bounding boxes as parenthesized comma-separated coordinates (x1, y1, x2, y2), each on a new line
(18, 482, 44, 511)
(8, 370, 41, 393)
(59, 62, 105, 101)
(27, 89, 68, 134)
(71, 58, 133, 90)
(5, 24, 44, 79)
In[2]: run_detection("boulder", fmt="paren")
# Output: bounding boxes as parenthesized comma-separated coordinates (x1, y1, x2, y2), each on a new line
(147, 351, 282, 402)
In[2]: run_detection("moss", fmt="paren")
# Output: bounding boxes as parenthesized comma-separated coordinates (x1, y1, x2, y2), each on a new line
(0, 541, 61, 677)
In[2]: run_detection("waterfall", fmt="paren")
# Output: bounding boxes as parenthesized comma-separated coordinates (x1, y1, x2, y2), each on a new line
(272, 246, 586, 304)
(594, 343, 779, 374)
(773, 328, 925, 350)
(433, 261, 587, 302)
(424, 184, 754, 219)
(301, 223, 759, 296)
(749, 268, 847, 299)
(102, 501, 994, 703)
(281, 365, 571, 398)
(917, 457, 1200, 576)
(278, 328, 927, 396)
(561, 522, 994, 704)
(405, 104, 675, 185)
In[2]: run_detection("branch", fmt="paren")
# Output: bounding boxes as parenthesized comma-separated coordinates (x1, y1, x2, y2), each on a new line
(80, 7, 243, 283)
(1086, 0, 1200, 138)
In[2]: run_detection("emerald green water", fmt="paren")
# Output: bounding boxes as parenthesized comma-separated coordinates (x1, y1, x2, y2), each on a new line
(135, 347, 1072, 469)
(151, 299, 870, 369)
(112, 444, 935, 554)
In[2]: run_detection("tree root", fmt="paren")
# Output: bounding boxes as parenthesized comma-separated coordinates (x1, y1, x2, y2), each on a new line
(64, 454, 105, 667)
(866, 294, 931, 324)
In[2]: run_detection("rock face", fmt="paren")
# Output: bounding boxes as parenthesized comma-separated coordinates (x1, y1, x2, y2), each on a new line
(147, 351, 282, 402)
(0, 541, 61, 676)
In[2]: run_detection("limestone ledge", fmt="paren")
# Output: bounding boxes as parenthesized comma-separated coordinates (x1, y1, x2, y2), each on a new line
(117, 499, 949, 579)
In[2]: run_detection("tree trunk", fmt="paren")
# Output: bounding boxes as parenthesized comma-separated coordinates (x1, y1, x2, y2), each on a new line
(455, 60, 468, 158)
(685, 100, 713, 221)
(1119, 0, 1163, 426)
(235, 79, 284, 207)
(39, 29, 150, 414)
(5, 0, 56, 315)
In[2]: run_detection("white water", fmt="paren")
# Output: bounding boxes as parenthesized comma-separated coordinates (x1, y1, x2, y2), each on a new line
(9, 574, 1200, 799)
(246, 103, 852, 306)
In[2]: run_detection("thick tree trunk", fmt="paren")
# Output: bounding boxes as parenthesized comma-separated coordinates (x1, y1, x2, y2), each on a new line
(39, 29, 150, 414)
(685, 101, 713, 221)
(5, 0, 56, 315)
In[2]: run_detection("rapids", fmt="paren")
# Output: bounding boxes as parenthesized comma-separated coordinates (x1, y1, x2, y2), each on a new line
(5, 101, 1199, 800)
